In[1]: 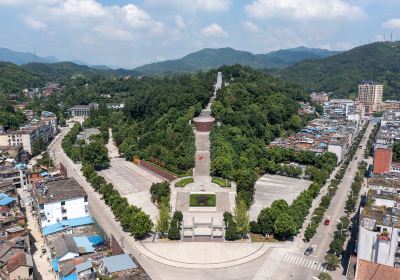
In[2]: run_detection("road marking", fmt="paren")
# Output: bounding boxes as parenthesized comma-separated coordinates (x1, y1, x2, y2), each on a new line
(282, 253, 326, 273)
(253, 248, 287, 280)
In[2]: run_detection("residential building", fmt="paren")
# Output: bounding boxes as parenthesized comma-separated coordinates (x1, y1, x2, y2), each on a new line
(355, 259, 400, 280)
(373, 145, 393, 174)
(0, 164, 28, 190)
(357, 81, 383, 114)
(328, 132, 352, 163)
(357, 175, 400, 268)
(99, 254, 137, 276)
(0, 240, 33, 280)
(33, 178, 89, 230)
(310, 92, 329, 104)
(66, 102, 98, 117)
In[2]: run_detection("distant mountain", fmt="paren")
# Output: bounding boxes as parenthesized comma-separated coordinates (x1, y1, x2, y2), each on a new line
(134, 47, 341, 75)
(277, 42, 400, 100)
(0, 47, 57, 65)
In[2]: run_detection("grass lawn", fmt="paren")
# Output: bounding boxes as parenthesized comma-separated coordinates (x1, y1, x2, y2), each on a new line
(189, 193, 216, 207)
(212, 177, 231, 187)
(250, 233, 279, 242)
(175, 177, 194, 187)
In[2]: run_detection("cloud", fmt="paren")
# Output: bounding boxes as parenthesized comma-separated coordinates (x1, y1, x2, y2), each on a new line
(93, 26, 132, 41)
(145, 0, 231, 12)
(22, 16, 47, 31)
(242, 20, 261, 33)
(201, 23, 228, 37)
(48, 0, 106, 20)
(0, 0, 25, 5)
(174, 15, 186, 29)
(382, 19, 400, 29)
(246, 0, 365, 20)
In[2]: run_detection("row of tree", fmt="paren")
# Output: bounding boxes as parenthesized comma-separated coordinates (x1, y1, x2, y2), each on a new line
(224, 199, 250, 240)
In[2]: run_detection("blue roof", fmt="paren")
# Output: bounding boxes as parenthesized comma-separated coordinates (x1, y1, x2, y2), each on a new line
(101, 254, 137, 273)
(87, 235, 104, 246)
(15, 163, 27, 169)
(62, 273, 78, 280)
(0, 194, 16, 206)
(73, 237, 94, 253)
(42, 216, 94, 236)
(40, 171, 49, 176)
(75, 261, 92, 273)
(52, 259, 59, 272)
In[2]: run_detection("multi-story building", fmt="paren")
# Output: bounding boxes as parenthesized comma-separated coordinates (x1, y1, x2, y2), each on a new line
(358, 81, 383, 114)
(33, 178, 89, 230)
(373, 145, 393, 174)
(328, 132, 352, 162)
(0, 112, 57, 154)
(357, 175, 400, 268)
(310, 92, 329, 105)
(0, 164, 29, 190)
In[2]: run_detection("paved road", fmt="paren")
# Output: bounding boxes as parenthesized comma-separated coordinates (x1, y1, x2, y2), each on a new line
(309, 122, 373, 263)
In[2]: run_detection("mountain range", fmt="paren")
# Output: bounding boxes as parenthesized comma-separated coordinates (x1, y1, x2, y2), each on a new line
(133, 47, 340, 75)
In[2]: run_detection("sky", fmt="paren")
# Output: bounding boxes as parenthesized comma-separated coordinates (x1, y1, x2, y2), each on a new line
(0, 0, 400, 68)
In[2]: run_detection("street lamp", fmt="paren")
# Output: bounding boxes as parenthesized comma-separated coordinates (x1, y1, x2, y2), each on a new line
(349, 189, 354, 199)
(337, 219, 343, 235)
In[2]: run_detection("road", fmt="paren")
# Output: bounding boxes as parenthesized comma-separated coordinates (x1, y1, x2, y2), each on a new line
(49, 125, 272, 280)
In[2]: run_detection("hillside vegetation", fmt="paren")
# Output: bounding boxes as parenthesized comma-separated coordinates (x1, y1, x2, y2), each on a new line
(0, 62, 43, 93)
(134, 47, 339, 76)
(277, 42, 400, 100)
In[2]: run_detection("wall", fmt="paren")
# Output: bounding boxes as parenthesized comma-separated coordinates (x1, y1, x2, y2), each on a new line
(138, 160, 176, 182)
(9, 266, 31, 280)
(328, 144, 343, 162)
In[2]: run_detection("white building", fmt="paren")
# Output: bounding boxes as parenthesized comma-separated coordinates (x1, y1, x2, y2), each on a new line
(34, 178, 89, 228)
(358, 82, 383, 114)
(327, 132, 351, 162)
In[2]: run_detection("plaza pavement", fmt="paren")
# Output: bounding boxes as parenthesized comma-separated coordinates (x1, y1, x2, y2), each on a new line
(249, 175, 311, 221)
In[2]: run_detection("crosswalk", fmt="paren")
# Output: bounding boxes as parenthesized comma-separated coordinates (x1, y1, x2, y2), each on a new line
(282, 253, 326, 272)
(253, 248, 287, 280)
(253, 248, 326, 280)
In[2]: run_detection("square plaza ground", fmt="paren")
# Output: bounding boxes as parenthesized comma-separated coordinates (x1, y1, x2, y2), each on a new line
(249, 174, 311, 220)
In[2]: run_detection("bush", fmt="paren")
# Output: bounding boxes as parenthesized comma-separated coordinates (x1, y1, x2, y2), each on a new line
(249, 221, 261, 234)
(150, 182, 170, 203)
(168, 219, 181, 240)
(172, 211, 183, 222)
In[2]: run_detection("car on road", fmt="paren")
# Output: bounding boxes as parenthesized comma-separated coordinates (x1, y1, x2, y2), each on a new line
(304, 247, 313, 256)
(324, 218, 331, 225)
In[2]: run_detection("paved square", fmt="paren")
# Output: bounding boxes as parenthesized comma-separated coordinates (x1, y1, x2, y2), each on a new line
(249, 175, 311, 220)
(99, 158, 163, 220)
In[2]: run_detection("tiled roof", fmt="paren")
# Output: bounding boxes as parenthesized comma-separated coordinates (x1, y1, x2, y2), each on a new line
(356, 259, 400, 280)
(7, 251, 33, 272)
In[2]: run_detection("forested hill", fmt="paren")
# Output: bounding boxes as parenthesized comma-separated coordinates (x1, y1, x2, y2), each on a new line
(277, 42, 400, 100)
(211, 65, 313, 205)
(0, 61, 44, 93)
(134, 47, 339, 76)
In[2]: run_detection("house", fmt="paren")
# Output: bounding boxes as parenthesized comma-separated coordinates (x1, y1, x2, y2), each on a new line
(6, 251, 33, 280)
(33, 178, 89, 230)
(51, 235, 80, 262)
(66, 103, 98, 117)
(75, 261, 93, 278)
(100, 254, 137, 275)
(355, 259, 400, 280)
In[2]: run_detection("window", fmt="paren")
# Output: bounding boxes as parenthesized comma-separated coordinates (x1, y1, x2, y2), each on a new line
(39, 204, 44, 210)
(62, 217, 67, 220)
(61, 201, 65, 206)
(84, 196, 88, 202)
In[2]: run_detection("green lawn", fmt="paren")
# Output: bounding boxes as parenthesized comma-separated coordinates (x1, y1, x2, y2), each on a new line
(175, 177, 194, 187)
(212, 177, 231, 187)
(189, 194, 216, 207)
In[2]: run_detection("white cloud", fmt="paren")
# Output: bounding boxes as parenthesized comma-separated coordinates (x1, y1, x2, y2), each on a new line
(242, 20, 261, 33)
(48, 0, 106, 20)
(382, 18, 400, 29)
(22, 16, 47, 31)
(246, 0, 365, 20)
(93, 26, 132, 41)
(174, 15, 186, 29)
(145, 0, 231, 12)
(201, 23, 228, 37)
(0, 0, 25, 5)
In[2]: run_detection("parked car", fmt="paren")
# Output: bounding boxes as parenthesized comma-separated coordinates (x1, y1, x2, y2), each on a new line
(304, 247, 313, 256)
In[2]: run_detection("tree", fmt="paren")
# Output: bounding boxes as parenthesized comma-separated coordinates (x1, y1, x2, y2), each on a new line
(168, 218, 181, 240)
(273, 213, 297, 240)
(172, 211, 183, 222)
(257, 208, 275, 236)
(150, 182, 170, 203)
(82, 141, 109, 170)
(325, 254, 340, 271)
(393, 141, 400, 161)
(249, 221, 261, 234)
(235, 199, 250, 238)
(32, 138, 46, 156)
(130, 211, 153, 239)
(318, 272, 332, 280)
(156, 200, 170, 238)
(225, 219, 238, 241)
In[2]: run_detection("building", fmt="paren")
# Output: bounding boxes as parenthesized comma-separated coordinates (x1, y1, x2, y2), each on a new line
(373, 145, 393, 174)
(33, 178, 89, 229)
(76, 128, 101, 144)
(0, 164, 29, 190)
(99, 254, 137, 275)
(357, 176, 400, 268)
(310, 92, 329, 104)
(355, 259, 400, 280)
(215, 72, 222, 91)
(358, 81, 383, 114)
(328, 132, 352, 163)
(66, 102, 98, 117)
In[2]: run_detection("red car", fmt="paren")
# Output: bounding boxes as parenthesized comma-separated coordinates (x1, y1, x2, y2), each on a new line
(324, 216, 331, 225)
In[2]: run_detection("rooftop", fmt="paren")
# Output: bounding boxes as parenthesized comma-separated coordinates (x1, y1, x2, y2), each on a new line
(101, 254, 137, 273)
(34, 178, 86, 204)
(356, 259, 400, 280)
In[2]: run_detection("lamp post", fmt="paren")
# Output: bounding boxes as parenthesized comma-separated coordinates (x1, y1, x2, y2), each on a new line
(337, 219, 343, 235)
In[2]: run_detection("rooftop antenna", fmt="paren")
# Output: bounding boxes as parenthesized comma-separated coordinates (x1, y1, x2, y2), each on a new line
(391, 32, 393, 42)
